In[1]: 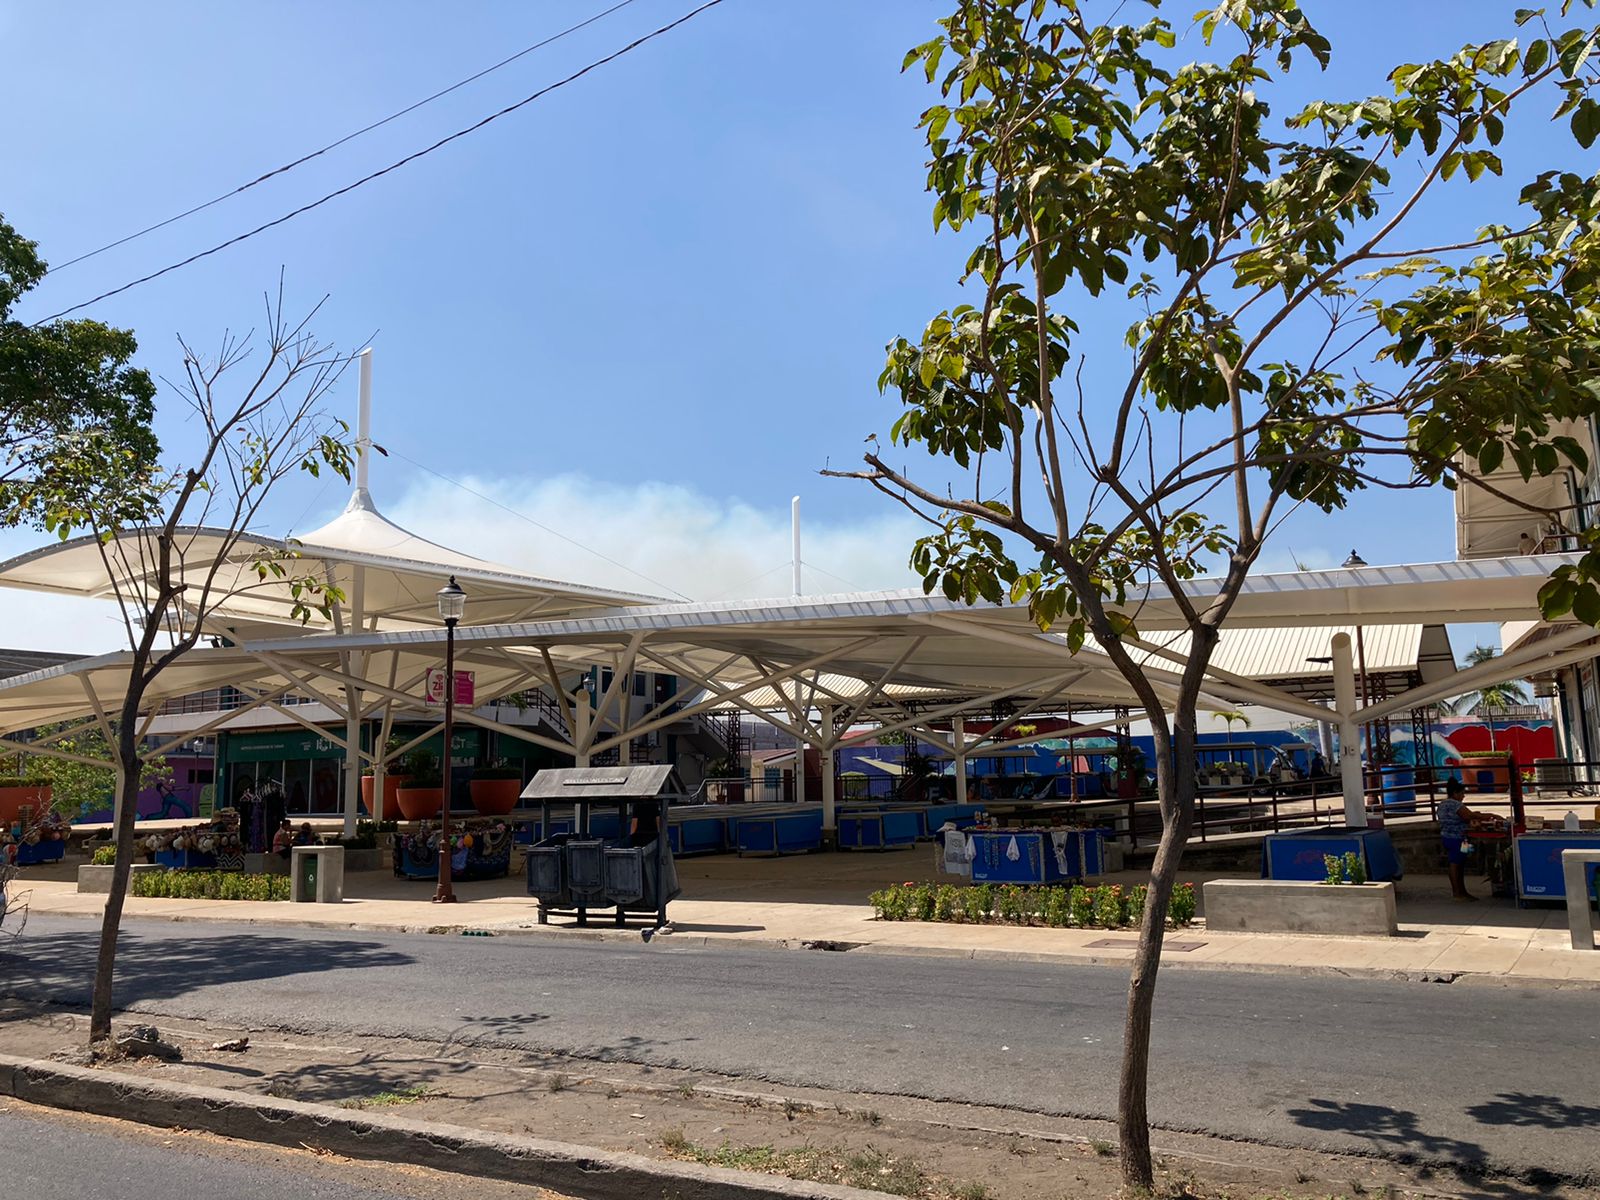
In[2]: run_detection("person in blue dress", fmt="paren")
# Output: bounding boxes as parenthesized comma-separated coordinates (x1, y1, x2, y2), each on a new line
(1439, 776, 1482, 901)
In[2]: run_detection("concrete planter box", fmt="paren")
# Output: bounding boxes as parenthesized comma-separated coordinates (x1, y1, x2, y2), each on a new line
(343, 848, 384, 872)
(77, 863, 162, 894)
(1204, 879, 1398, 937)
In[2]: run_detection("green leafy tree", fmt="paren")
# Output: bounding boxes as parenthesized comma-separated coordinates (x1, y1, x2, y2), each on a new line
(0, 215, 159, 533)
(1447, 645, 1531, 750)
(828, 2, 1600, 1188)
(11, 726, 171, 818)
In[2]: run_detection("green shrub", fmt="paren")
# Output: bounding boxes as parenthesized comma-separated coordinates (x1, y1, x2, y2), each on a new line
(1091, 884, 1127, 927)
(961, 883, 993, 924)
(1168, 882, 1197, 926)
(1343, 850, 1367, 885)
(1041, 886, 1072, 927)
(932, 884, 960, 922)
(1125, 884, 1147, 927)
(1068, 884, 1094, 928)
(133, 870, 290, 902)
(1323, 853, 1345, 885)
(909, 883, 936, 921)
(91, 844, 116, 866)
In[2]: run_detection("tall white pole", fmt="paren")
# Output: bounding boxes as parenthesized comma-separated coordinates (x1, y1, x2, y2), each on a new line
(791, 495, 807, 808)
(791, 496, 802, 597)
(953, 714, 969, 806)
(1332, 633, 1367, 828)
(355, 348, 373, 495)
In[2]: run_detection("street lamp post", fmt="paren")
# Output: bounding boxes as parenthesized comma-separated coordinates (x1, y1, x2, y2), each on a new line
(434, 576, 466, 904)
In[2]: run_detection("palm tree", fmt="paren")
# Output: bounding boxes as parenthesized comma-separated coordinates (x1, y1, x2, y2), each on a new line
(1210, 709, 1251, 740)
(1446, 645, 1530, 752)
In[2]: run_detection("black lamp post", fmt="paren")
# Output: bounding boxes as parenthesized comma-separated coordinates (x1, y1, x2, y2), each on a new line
(434, 576, 466, 904)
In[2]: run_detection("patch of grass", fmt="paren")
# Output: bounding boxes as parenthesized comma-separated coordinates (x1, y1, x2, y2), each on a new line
(340, 1084, 438, 1110)
(658, 1136, 977, 1200)
(677, 1082, 697, 1099)
(1089, 1138, 1116, 1157)
(856, 1108, 883, 1127)
(782, 1097, 802, 1120)
(659, 1127, 690, 1153)
(547, 1072, 570, 1093)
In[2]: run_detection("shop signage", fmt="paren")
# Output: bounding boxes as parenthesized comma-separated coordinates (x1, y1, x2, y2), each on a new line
(424, 668, 475, 707)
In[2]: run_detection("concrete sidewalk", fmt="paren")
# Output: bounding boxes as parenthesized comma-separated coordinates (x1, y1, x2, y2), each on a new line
(11, 848, 1598, 986)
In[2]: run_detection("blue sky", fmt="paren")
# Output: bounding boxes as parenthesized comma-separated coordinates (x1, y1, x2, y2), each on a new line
(1, 0, 1575, 653)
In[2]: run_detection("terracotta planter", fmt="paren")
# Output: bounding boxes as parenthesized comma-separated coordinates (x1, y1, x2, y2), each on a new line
(469, 777, 521, 816)
(359, 774, 411, 821)
(393, 786, 444, 821)
(0, 784, 52, 825)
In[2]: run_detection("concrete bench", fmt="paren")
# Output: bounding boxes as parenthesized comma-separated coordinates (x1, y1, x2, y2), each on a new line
(1203, 879, 1398, 937)
(1563, 849, 1600, 950)
(290, 845, 345, 903)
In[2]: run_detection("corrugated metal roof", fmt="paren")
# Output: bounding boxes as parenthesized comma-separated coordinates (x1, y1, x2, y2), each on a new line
(521, 764, 679, 800)
(1136, 625, 1425, 679)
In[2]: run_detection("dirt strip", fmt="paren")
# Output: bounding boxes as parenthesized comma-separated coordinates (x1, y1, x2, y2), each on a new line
(1, 1001, 1580, 1200)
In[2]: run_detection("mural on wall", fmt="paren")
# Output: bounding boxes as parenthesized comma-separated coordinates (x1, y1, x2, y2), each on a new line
(73, 754, 211, 824)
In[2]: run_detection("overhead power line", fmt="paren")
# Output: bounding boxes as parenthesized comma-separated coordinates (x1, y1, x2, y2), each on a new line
(45, 0, 642, 277)
(36, 0, 726, 324)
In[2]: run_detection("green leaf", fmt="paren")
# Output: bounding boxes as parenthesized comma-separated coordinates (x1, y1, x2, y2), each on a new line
(1572, 97, 1600, 148)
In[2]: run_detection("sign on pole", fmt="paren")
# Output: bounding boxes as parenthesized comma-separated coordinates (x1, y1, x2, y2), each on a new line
(424, 669, 475, 707)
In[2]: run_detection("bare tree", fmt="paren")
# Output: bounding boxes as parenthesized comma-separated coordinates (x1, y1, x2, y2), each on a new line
(74, 286, 356, 1042)
(827, 2, 1600, 1190)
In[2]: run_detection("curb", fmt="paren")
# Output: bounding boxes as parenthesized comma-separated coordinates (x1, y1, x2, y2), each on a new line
(0, 1054, 896, 1200)
(22, 901, 1600, 992)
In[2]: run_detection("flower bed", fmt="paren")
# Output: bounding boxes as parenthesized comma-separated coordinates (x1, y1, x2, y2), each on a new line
(131, 870, 290, 901)
(868, 881, 1196, 928)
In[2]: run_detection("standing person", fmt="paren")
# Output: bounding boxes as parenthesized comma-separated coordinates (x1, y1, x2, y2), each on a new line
(1439, 776, 1480, 902)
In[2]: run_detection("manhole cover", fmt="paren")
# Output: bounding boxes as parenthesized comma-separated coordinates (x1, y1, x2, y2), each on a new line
(1084, 938, 1208, 952)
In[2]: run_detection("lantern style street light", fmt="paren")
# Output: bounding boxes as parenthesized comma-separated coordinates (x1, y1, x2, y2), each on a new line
(1342, 549, 1368, 568)
(434, 576, 466, 903)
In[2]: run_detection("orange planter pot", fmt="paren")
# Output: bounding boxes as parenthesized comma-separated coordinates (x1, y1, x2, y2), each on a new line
(394, 786, 444, 821)
(469, 778, 521, 816)
(359, 775, 411, 820)
(0, 784, 52, 826)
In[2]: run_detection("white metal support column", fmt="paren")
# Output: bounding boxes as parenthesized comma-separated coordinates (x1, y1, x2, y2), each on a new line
(953, 715, 968, 804)
(574, 692, 592, 768)
(1332, 632, 1366, 828)
(341, 348, 375, 838)
(820, 703, 836, 835)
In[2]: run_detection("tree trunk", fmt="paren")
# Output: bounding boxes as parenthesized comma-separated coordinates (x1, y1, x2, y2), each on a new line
(1117, 717, 1198, 1193)
(88, 693, 144, 1042)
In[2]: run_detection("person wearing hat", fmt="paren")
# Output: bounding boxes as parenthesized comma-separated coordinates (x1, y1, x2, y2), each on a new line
(1439, 776, 1481, 901)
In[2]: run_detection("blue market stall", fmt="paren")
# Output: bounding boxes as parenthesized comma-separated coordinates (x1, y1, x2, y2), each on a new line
(967, 827, 1109, 883)
(1261, 827, 1402, 882)
(1513, 830, 1600, 903)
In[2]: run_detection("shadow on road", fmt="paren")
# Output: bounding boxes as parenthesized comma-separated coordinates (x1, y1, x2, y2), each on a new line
(0, 928, 408, 1008)
(1465, 1092, 1600, 1129)
(1287, 1098, 1571, 1195)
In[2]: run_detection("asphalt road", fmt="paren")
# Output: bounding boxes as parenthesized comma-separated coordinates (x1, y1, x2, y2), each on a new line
(4, 914, 1597, 1186)
(0, 1100, 560, 1200)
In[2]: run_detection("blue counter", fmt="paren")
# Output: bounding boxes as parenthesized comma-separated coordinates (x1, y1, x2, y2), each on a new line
(968, 828, 1108, 884)
(1513, 832, 1600, 901)
(14, 839, 66, 866)
(736, 810, 823, 856)
(1261, 828, 1402, 882)
(838, 811, 920, 851)
(668, 816, 727, 857)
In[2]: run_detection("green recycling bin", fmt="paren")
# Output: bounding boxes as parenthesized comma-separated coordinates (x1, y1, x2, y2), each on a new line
(297, 852, 318, 902)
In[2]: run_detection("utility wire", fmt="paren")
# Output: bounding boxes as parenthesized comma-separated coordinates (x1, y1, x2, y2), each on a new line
(388, 449, 694, 602)
(801, 559, 869, 592)
(45, 0, 642, 276)
(36, 0, 726, 324)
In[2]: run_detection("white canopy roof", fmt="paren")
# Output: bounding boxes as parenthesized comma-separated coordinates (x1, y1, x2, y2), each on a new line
(0, 487, 663, 641)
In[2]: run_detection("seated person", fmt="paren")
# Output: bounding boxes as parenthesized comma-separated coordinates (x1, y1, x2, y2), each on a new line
(271, 819, 294, 860)
(294, 822, 316, 847)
